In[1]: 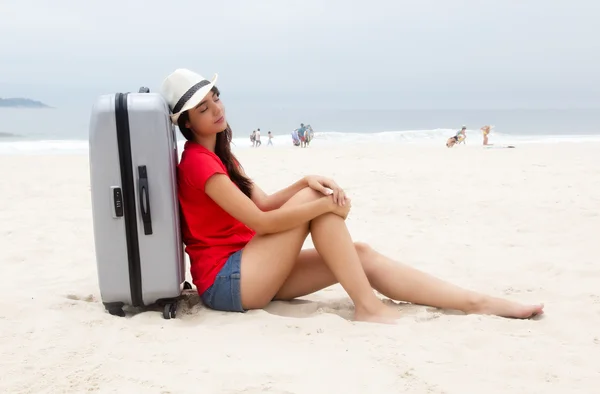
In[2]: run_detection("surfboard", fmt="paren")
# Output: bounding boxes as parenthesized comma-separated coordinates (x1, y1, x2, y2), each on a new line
(484, 145, 516, 149)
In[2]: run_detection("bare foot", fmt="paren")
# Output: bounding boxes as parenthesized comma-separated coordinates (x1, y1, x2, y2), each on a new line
(469, 296, 544, 319)
(354, 303, 401, 325)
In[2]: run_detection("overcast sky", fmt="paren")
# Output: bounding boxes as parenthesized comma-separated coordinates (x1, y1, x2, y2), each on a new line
(1, 0, 599, 109)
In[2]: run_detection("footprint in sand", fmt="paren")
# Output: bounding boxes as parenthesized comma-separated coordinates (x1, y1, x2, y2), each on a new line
(66, 294, 97, 302)
(503, 287, 518, 295)
(416, 310, 443, 321)
(264, 298, 355, 320)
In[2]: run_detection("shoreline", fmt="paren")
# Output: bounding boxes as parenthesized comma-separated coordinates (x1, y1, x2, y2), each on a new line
(1, 138, 600, 156)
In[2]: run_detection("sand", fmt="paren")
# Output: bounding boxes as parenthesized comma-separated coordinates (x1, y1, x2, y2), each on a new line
(1, 141, 599, 393)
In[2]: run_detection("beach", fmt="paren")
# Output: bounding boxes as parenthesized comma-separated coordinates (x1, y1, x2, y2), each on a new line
(1, 141, 599, 393)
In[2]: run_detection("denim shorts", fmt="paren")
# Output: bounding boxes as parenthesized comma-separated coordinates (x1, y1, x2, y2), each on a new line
(201, 249, 246, 312)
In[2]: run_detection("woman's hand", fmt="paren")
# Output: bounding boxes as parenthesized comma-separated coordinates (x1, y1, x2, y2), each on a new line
(305, 175, 346, 206)
(328, 195, 352, 219)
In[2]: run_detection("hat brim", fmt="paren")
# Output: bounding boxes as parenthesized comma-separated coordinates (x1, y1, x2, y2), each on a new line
(169, 74, 218, 124)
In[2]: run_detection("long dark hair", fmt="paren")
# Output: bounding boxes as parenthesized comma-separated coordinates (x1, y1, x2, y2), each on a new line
(177, 87, 253, 198)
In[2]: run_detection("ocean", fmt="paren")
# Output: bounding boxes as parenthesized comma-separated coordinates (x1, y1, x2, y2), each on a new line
(1, 104, 600, 155)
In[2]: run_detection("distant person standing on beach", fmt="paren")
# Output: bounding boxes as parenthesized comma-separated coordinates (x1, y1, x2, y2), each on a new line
(298, 123, 308, 148)
(291, 129, 300, 146)
(457, 126, 467, 144)
(267, 131, 274, 146)
(481, 125, 492, 145)
(255, 128, 262, 147)
(304, 125, 314, 147)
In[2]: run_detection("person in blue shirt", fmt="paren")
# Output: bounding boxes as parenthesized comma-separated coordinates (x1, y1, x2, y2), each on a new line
(298, 123, 308, 148)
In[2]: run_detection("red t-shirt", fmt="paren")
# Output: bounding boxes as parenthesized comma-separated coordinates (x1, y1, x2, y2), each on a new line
(177, 141, 256, 294)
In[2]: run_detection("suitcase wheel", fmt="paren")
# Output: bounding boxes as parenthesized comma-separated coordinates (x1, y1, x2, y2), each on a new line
(163, 302, 177, 319)
(183, 281, 193, 290)
(104, 302, 125, 317)
(109, 307, 125, 317)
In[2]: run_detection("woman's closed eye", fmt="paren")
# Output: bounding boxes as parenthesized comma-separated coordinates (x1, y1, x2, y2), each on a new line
(198, 95, 220, 113)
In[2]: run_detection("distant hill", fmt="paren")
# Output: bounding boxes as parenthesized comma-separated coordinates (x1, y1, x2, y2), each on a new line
(0, 98, 51, 108)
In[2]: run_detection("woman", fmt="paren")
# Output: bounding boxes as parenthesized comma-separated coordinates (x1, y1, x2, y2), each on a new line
(482, 125, 492, 145)
(160, 69, 544, 324)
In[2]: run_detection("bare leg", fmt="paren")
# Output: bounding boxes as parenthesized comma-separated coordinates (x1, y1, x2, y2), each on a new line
(274, 248, 338, 300)
(308, 213, 400, 322)
(239, 197, 311, 309)
(276, 244, 543, 319)
(240, 188, 399, 323)
(362, 245, 543, 318)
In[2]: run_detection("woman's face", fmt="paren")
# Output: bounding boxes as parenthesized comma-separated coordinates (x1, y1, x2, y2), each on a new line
(185, 90, 227, 137)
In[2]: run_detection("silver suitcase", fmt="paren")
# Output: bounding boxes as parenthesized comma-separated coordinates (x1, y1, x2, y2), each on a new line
(88, 89, 190, 319)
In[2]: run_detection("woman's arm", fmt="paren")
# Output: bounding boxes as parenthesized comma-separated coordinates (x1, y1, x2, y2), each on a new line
(237, 165, 307, 211)
(239, 166, 346, 210)
(250, 177, 308, 211)
(205, 174, 331, 235)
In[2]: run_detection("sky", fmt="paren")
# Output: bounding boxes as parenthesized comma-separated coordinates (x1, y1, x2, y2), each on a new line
(1, 0, 599, 109)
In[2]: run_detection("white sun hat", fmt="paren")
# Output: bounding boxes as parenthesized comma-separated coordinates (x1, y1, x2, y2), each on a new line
(159, 68, 218, 124)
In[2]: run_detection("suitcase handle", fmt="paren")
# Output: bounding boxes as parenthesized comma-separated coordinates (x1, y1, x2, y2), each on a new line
(138, 165, 153, 235)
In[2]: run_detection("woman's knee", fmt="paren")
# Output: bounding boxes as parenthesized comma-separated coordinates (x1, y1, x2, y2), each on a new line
(354, 242, 377, 274)
(354, 241, 373, 255)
